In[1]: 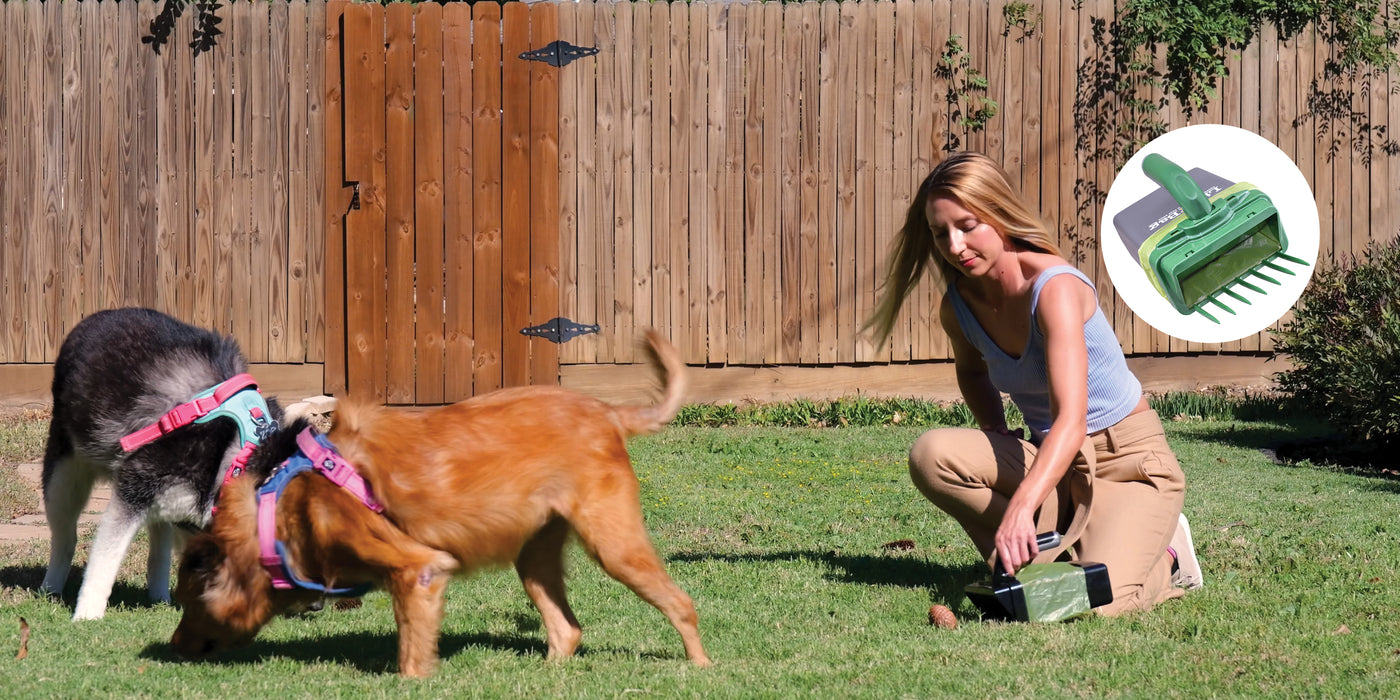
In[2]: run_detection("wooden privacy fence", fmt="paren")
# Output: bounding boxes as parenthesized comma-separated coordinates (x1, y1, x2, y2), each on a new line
(325, 0, 561, 403)
(0, 0, 327, 366)
(555, 0, 1400, 368)
(2, 0, 1399, 406)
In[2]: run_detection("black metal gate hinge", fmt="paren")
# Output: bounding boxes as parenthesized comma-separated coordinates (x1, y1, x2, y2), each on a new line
(519, 40, 599, 68)
(521, 317, 600, 344)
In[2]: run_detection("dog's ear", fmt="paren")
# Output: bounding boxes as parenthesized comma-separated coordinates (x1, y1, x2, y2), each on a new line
(180, 534, 225, 577)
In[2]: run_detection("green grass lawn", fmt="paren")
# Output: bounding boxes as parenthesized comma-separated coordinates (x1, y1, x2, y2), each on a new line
(2, 411, 1398, 697)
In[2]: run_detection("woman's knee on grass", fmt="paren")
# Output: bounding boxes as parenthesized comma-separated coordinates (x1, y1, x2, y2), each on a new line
(908, 428, 988, 499)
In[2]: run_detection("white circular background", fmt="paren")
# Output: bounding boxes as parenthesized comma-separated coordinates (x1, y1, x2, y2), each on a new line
(1100, 124, 1320, 344)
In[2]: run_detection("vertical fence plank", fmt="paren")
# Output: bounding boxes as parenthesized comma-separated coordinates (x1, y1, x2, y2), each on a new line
(78, 0, 104, 320)
(342, 2, 387, 400)
(414, 1, 445, 402)
(556, 1, 579, 366)
(628, 1, 651, 357)
(30, 0, 61, 359)
(229, 2, 252, 344)
(323, 0, 348, 394)
(60, 0, 85, 337)
(268, 0, 290, 361)
(613, 2, 636, 363)
(779, 2, 802, 364)
(0, 3, 7, 359)
(853, 1, 876, 362)
(442, 1, 474, 400)
(4, 2, 29, 360)
(529, 2, 560, 387)
(983, 0, 1005, 173)
(119, 1, 142, 311)
(1313, 27, 1334, 288)
(797, 0, 820, 364)
(473, 1, 504, 393)
(306, 0, 326, 363)
(577, 0, 601, 364)
(1016, 0, 1038, 214)
(175, 5, 196, 324)
(741, 3, 763, 364)
(210, 3, 233, 337)
(286, 0, 309, 363)
(593, 2, 616, 363)
(249, 0, 274, 360)
(157, 0, 179, 319)
(705, 1, 727, 363)
(384, 1, 415, 402)
(759, 2, 781, 363)
(687, 1, 711, 364)
(667, 1, 693, 361)
(887, 0, 912, 362)
(502, 1, 531, 387)
(834, 2, 856, 363)
(18, 0, 39, 357)
(723, 4, 745, 364)
(1390, 0, 1400, 246)
(817, 0, 838, 364)
(649, 1, 669, 352)
(925, 0, 950, 360)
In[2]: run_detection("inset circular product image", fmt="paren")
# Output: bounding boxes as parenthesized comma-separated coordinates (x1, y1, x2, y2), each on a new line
(1101, 124, 1320, 344)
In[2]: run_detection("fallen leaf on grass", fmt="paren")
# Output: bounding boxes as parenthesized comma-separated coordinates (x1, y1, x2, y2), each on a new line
(1333, 624, 1351, 635)
(882, 539, 916, 551)
(16, 617, 29, 660)
(1219, 521, 1250, 532)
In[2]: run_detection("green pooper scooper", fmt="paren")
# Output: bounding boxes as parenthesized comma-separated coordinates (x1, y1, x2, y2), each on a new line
(1129, 153, 1308, 323)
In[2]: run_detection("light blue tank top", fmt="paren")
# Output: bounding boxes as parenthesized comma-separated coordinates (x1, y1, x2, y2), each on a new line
(946, 265, 1141, 435)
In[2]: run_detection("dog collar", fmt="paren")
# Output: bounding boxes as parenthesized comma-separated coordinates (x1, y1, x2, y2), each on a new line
(119, 373, 275, 487)
(256, 427, 383, 596)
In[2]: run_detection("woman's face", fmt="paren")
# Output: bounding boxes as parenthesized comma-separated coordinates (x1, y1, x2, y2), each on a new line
(925, 195, 1009, 277)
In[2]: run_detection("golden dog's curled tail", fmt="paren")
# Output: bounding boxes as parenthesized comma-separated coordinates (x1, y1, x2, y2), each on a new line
(615, 330, 687, 437)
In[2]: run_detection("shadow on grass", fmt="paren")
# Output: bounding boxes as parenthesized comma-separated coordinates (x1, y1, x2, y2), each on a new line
(0, 563, 166, 611)
(137, 625, 689, 673)
(1177, 421, 1400, 491)
(671, 549, 984, 608)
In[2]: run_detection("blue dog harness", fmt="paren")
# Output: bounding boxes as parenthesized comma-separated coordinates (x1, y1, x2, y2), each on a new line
(120, 373, 276, 488)
(257, 427, 384, 597)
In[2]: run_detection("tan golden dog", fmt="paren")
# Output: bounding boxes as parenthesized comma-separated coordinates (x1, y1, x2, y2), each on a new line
(170, 331, 710, 677)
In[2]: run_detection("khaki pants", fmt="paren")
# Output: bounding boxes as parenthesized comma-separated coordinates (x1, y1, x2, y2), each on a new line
(908, 409, 1185, 615)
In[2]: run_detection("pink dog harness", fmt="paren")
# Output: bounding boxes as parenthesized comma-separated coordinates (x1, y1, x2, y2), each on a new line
(119, 373, 275, 489)
(257, 426, 384, 595)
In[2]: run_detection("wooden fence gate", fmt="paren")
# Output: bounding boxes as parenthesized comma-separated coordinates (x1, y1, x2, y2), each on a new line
(325, 0, 561, 404)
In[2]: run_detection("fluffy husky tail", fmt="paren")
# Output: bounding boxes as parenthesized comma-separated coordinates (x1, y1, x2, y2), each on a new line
(614, 330, 687, 437)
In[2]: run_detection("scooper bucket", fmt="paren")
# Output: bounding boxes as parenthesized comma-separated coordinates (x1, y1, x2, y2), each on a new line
(1119, 153, 1307, 323)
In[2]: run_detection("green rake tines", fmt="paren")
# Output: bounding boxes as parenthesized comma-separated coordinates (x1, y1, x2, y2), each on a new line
(1128, 153, 1307, 323)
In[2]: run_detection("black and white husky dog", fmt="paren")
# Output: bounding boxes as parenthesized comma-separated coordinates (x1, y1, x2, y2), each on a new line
(41, 308, 284, 620)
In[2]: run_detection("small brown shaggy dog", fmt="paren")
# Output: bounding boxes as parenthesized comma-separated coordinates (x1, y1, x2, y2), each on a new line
(170, 331, 711, 677)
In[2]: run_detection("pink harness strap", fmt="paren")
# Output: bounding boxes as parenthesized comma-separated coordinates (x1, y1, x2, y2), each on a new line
(119, 373, 260, 452)
(294, 428, 384, 514)
(257, 427, 384, 591)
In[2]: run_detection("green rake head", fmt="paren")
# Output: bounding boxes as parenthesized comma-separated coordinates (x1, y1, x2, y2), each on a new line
(1135, 153, 1307, 323)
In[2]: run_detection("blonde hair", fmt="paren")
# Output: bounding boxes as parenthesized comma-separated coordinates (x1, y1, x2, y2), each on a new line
(864, 152, 1061, 346)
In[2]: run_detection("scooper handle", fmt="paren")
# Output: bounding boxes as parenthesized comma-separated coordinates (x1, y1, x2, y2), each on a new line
(992, 532, 1064, 578)
(1142, 153, 1213, 220)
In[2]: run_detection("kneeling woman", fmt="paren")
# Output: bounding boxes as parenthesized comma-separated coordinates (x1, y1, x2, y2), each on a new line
(866, 152, 1201, 615)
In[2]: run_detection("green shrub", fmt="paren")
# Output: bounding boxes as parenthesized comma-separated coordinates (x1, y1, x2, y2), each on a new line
(1271, 237, 1400, 445)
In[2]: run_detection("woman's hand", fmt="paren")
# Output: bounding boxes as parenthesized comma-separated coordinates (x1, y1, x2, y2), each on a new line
(994, 503, 1040, 574)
